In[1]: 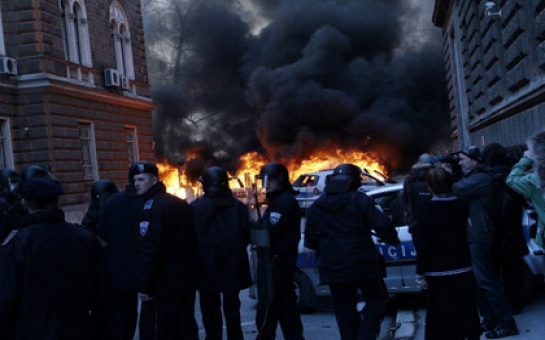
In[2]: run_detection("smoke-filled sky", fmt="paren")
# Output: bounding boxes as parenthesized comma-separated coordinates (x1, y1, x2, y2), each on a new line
(144, 0, 450, 176)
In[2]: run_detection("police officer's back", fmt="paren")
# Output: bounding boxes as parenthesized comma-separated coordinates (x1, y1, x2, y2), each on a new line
(0, 175, 98, 340)
(305, 163, 399, 340)
(191, 166, 252, 340)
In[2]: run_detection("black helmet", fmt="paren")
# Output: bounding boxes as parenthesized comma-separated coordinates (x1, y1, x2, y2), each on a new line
(90, 180, 118, 202)
(258, 162, 296, 194)
(199, 166, 229, 194)
(0, 168, 20, 192)
(325, 163, 362, 194)
(21, 164, 48, 182)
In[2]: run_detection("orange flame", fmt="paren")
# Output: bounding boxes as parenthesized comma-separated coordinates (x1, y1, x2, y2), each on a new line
(157, 149, 387, 202)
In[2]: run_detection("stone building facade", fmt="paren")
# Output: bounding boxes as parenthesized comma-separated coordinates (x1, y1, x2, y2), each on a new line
(0, 0, 154, 221)
(433, 0, 545, 150)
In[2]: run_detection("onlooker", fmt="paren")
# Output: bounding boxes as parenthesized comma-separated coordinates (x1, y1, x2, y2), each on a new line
(415, 167, 481, 340)
(305, 163, 399, 340)
(133, 161, 200, 340)
(402, 154, 432, 250)
(0, 175, 99, 340)
(191, 166, 252, 340)
(254, 162, 305, 340)
(506, 131, 545, 252)
(453, 146, 518, 339)
(98, 167, 146, 340)
(483, 143, 528, 314)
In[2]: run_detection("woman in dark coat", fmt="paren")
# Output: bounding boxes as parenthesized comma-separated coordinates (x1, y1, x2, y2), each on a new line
(190, 167, 252, 340)
(415, 167, 481, 340)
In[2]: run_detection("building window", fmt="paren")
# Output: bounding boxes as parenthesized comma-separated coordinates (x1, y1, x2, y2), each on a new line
(60, 0, 92, 67)
(0, 118, 14, 169)
(125, 126, 138, 166)
(78, 122, 98, 181)
(109, 1, 135, 79)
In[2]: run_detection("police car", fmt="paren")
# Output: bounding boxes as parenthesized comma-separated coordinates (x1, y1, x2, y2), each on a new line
(283, 183, 545, 311)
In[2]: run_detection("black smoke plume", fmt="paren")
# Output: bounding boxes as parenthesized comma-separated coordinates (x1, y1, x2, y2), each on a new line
(147, 0, 450, 178)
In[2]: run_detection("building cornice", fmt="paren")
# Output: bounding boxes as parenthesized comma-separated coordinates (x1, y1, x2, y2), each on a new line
(15, 73, 155, 111)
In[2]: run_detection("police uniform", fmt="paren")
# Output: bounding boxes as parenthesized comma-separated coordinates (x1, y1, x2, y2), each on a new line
(97, 183, 144, 340)
(0, 176, 99, 340)
(255, 188, 304, 340)
(305, 164, 400, 340)
(191, 173, 252, 340)
(136, 176, 200, 340)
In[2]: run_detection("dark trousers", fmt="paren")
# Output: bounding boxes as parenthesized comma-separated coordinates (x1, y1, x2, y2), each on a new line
(469, 242, 516, 330)
(139, 291, 199, 340)
(199, 290, 243, 340)
(328, 277, 388, 340)
(255, 255, 304, 340)
(111, 290, 138, 340)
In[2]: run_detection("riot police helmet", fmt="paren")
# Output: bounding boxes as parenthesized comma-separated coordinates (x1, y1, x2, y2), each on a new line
(21, 164, 49, 182)
(90, 180, 118, 203)
(199, 166, 229, 194)
(258, 162, 296, 194)
(325, 163, 362, 194)
(0, 168, 21, 193)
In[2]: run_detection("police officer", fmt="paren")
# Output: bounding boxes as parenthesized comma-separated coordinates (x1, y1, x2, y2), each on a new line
(97, 167, 146, 340)
(133, 161, 200, 340)
(305, 163, 400, 340)
(254, 162, 304, 340)
(0, 175, 99, 339)
(0, 168, 21, 242)
(191, 166, 252, 340)
(0, 164, 49, 243)
(79, 179, 119, 340)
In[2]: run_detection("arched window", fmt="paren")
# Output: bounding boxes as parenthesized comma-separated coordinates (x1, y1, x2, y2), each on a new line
(109, 1, 135, 79)
(60, 0, 92, 67)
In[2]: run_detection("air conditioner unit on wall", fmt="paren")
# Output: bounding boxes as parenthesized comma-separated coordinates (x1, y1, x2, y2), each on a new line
(119, 75, 131, 91)
(0, 56, 17, 76)
(104, 68, 120, 87)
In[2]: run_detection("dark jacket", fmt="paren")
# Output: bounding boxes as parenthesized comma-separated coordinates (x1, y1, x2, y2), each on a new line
(453, 166, 495, 243)
(98, 185, 144, 290)
(190, 191, 252, 292)
(262, 189, 301, 261)
(415, 197, 472, 276)
(305, 190, 400, 283)
(0, 209, 98, 340)
(136, 182, 200, 297)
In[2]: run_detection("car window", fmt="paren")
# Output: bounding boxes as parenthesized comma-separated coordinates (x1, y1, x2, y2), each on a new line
(293, 175, 318, 187)
(371, 191, 408, 227)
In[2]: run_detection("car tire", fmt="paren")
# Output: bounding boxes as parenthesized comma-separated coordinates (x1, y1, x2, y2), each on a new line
(293, 270, 315, 313)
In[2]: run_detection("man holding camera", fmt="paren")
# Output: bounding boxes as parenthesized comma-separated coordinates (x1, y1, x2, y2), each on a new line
(453, 146, 518, 339)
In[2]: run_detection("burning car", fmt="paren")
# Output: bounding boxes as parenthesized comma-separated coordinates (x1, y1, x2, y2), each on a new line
(292, 168, 394, 210)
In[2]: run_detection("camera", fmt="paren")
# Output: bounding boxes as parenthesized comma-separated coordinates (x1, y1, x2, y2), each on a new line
(429, 153, 460, 165)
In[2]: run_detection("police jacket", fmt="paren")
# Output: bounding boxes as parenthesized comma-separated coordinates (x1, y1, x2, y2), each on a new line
(136, 182, 200, 297)
(190, 190, 252, 292)
(453, 166, 495, 243)
(262, 189, 301, 261)
(98, 185, 144, 291)
(305, 190, 400, 283)
(0, 209, 98, 340)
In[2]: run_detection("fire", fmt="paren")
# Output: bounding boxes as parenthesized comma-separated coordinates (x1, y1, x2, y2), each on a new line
(157, 149, 387, 202)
